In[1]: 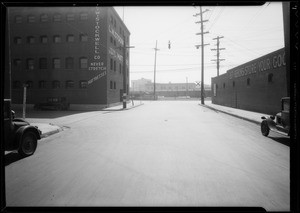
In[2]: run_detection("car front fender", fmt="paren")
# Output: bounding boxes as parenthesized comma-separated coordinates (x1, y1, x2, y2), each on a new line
(263, 117, 277, 131)
(14, 125, 41, 148)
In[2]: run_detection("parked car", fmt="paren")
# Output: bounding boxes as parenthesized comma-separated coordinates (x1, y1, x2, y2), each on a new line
(34, 97, 70, 111)
(4, 99, 41, 157)
(261, 97, 290, 137)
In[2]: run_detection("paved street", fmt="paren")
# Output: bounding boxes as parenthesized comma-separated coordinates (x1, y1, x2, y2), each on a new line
(5, 100, 289, 210)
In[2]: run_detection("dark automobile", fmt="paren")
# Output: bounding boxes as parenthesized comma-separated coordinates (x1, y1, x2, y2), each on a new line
(261, 97, 290, 137)
(4, 99, 41, 157)
(34, 97, 70, 111)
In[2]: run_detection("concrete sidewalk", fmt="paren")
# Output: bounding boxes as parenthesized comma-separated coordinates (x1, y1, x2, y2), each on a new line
(201, 100, 269, 125)
(30, 101, 144, 138)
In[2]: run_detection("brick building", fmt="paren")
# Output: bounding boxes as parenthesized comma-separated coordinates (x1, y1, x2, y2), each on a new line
(5, 7, 130, 110)
(211, 48, 287, 115)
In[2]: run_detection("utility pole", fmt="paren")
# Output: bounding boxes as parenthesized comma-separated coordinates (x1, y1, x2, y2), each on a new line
(153, 40, 159, 100)
(211, 36, 225, 76)
(194, 6, 209, 105)
(122, 36, 134, 109)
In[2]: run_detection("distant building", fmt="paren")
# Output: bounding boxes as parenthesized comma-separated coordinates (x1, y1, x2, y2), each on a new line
(131, 78, 152, 92)
(211, 48, 287, 115)
(130, 78, 211, 98)
(5, 7, 130, 109)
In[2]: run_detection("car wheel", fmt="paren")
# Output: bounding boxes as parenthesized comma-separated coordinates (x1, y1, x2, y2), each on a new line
(261, 120, 270, 137)
(18, 131, 37, 157)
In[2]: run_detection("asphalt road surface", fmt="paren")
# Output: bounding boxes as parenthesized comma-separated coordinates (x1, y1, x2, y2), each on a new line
(5, 101, 290, 211)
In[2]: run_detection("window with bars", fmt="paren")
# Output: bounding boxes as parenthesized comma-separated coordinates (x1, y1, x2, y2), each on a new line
(27, 58, 34, 70)
(40, 35, 48, 44)
(79, 57, 88, 69)
(66, 57, 74, 69)
(39, 58, 47, 69)
(27, 36, 35, 44)
(40, 14, 49, 22)
(80, 34, 88, 42)
(14, 37, 22, 44)
(39, 81, 46, 89)
(66, 13, 75, 21)
(79, 81, 87, 89)
(66, 81, 75, 88)
(27, 15, 35, 23)
(15, 16, 22, 23)
(79, 13, 88, 20)
(53, 35, 61, 43)
(53, 13, 62, 22)
(66, 34, 75, 42)
(53, 58, 61, 69)
(52, 81, 60, 89)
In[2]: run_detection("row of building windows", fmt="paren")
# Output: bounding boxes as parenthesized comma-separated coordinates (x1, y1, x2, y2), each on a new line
(14, 34, 88, 45)
(13, 80, 88, 89)
(13, 57, 88, 70)
(14, 13, 88, 24)
(217, 73, 274, 89)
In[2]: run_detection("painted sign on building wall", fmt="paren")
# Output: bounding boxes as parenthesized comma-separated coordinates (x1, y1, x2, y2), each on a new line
(229, 49, 285, 79)
(88, 7, 107, 85)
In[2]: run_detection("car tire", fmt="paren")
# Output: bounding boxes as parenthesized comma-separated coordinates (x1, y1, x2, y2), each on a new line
(18, 131, 37, 157)
(261, 120, 270, 137)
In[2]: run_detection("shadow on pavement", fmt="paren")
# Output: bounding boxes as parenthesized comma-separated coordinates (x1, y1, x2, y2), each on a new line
(13, 109, 95, 119)
(268, 136, 290, 147)
(5, 152, 26, 166)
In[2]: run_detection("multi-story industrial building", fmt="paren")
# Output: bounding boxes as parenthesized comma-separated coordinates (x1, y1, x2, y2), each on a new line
(211, 48, 287, 115)
(5, 6, 130, 110)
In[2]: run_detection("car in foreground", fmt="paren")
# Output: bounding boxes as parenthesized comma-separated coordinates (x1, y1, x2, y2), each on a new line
(261, 97, 290, 137)
(4, 99, 41, 157)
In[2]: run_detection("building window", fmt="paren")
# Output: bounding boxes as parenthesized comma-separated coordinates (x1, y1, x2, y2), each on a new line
(39, 58, 47, 69)
(27, 15, 35, 23)
(80, 34, 88, 42)
(233, 81, 235, 87)
(40, 14, 49, 22)
(66, 80, 74, 88)
(26, 58, 34, 70)
(119, 64, 122, 74)
(223, 83, 225, 89)
(79, 81, 87, 89)
(66, 57, 74, 69)
(66, 34, 75, 42)
(110, 58, 113, 70)
(27, 36, 35, 44)
(247, 78, 250, 86)
(26, 81, 33, 89)
(79, 57, 88, 69)
(113, 61, 116, 71)
(53, 13, 62, 22)
(52, 80, 60, 89)
(15, 16, 22, 23)
(53, 35, 61, 43)
(66, 13, 75, 21)
(39, 81, 46, 89)
(268, 73, 273, 83)
(79, 13, 88, 20)
(110, 81, 113, 89)
(13, 59, 22, 66)
(53, 58, 61, 69)
(13, 81, 22, 89)
(14, 37, 22, 44)
(40, 35, 48, 43)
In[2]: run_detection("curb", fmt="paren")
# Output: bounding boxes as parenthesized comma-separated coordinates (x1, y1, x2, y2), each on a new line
(199, 104, 261, 125)
(40, 127, 64, 138)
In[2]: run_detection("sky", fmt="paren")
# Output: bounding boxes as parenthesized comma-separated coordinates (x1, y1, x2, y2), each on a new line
(114, 2, 285, 86)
